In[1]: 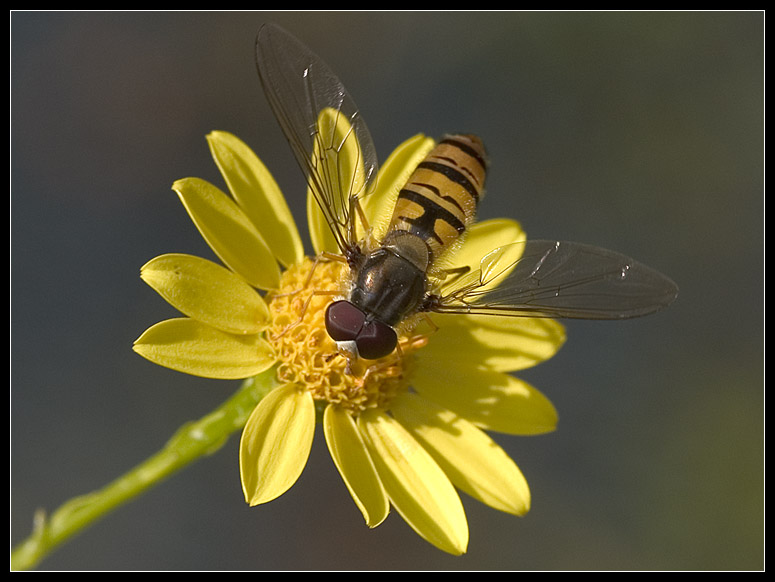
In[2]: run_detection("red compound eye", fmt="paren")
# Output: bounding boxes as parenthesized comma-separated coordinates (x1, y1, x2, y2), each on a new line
(325, 300, 398, 360)
(325, 300, 365, 342)
(355, 319, 398, 360)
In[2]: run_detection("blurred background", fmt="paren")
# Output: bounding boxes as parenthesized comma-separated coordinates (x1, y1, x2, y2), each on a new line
(11, 11, 763, 570)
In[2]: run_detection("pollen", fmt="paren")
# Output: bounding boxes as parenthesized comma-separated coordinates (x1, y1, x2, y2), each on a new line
(266, 257, 420, 413)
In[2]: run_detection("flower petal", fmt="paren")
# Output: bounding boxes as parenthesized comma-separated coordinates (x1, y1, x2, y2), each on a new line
(207, 131, 304, 268)
(173, 177, 280, 290)
(140, 253, 270, 335)
(411, 363, 558, 435)
(358, 409, 468, 555)
(421, 313, 565, 372)
(440, 218, 525, 293)
(392, 393, 530, 516)
(307, 108, 369, 255)
(239, 383, 315, 505)
(363, 133, 436, 244)
(323, 405, 389, 528)
(133, 318, 275, 379)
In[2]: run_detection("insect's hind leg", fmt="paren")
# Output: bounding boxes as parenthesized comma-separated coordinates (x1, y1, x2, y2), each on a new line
(434, 264, 471, 287)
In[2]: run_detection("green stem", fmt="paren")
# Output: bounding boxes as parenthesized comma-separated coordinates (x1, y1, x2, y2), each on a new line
(11, 369, 278, 571)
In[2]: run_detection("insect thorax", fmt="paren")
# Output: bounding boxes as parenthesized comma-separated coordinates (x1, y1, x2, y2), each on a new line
(349, 233, 429, 328)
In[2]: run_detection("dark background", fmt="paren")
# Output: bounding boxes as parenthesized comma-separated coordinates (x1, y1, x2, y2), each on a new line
(11, 11, 763, 570)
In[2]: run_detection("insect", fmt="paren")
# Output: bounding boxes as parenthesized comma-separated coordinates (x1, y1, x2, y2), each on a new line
(255, 23, 678, 361)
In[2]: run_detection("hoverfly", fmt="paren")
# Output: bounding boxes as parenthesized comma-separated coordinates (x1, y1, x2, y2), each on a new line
(255, 23, 678, 361)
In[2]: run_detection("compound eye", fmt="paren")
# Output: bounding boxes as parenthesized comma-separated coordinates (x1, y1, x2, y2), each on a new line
(356, 319, 398, 360)
(325, 300, 365, 342)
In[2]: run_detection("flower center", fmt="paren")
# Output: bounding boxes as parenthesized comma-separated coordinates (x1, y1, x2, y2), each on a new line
(266, 257, 423, 413)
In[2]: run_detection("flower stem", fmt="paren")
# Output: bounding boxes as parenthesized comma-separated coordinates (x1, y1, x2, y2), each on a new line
(11, 368, 278, 571)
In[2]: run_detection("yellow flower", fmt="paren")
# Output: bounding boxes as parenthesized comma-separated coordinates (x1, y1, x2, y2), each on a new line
(134, 130, 565, 555)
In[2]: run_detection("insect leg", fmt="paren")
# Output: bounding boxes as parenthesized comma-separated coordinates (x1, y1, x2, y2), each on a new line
(361, 353, 404, 383)
(270, 288, 340, 341)
(348, 193, 381, 249)
(269, 253, 346, 300)
(434, 264, 471, 287)
(269, 254, 347, 340)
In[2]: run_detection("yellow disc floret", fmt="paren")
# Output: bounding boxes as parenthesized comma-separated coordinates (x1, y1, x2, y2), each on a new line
(267, 257, 420, 414)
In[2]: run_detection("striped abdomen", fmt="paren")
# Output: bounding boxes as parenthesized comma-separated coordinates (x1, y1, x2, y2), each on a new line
(388, 134, 488, 261)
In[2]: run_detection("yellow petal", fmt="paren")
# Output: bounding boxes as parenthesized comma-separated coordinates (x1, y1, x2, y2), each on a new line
(207, 131, 304, 268)
(173, 177, 280, 290)
(140, 253, 270, 335)
(411, 363, 558, 435)
(133, 318, 275, 379)
(323, 405, 389, 528)
(363, 133, 436, 244)
(358, 409, 468, 555)
(307, 107, 369, 255)
(392, 393, 531, 516)
(422, 313, 565, 372)
(239, 384, 315, 506)
(439, 218, 525, 293)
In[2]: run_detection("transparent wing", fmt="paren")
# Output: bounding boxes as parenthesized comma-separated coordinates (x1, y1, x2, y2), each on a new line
(256, 23, 378, 253)
(432, 240, 679, 319)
